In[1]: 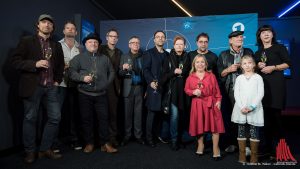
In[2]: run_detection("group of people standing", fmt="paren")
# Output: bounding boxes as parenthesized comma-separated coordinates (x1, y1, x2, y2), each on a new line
(12, 14, 291, 165)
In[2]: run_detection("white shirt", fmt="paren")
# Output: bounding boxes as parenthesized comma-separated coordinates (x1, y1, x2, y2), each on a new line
(58, 38, 80, 87)
(231, 73, 264, 126)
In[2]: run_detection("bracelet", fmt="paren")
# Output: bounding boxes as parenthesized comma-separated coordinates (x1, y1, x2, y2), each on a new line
(274, 65, 277, 71)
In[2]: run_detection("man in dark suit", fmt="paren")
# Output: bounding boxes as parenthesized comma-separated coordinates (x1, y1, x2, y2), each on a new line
(11, 14, 65, 163)
(119, 36, 144, 146)
(99, 28, 123, 146)
(143, 30, 168, 147)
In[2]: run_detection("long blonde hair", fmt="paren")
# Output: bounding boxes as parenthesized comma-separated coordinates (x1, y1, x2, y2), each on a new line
(190, 54, 208, 74)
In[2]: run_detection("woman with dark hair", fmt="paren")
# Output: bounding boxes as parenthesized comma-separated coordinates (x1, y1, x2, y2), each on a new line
(254, 25, 291, 159)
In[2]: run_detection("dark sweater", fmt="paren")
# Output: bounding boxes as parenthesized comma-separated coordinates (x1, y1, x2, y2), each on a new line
(69, 51, 115, 96)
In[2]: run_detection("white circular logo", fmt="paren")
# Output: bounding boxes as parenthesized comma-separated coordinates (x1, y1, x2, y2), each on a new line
(232, 22, 245, 32)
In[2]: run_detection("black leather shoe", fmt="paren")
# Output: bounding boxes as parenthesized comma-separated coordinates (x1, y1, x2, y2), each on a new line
(121, 138, 129, 146)
(136, 138, 145, 145)
(110, 138, 119, 147)
(213, 156, 222, 161)
(146, 140, 156, 148)
(171, 142, 179, 151)
(24, 152, 36, 164)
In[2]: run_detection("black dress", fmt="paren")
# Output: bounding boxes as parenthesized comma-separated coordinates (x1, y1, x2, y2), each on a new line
(254, 44, 291, 109)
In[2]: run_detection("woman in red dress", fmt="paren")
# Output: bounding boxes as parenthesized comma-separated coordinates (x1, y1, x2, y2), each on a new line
(184, 54, 225, 160)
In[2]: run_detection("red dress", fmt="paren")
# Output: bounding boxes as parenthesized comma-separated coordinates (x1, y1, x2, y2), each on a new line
(184, 72, 225, 136)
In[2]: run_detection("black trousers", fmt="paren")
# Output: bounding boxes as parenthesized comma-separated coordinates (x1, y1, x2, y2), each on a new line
(220, 87, 237, 149)
(78, 92, 109, 145)
(57, 87, 81, 142)
(107, 87, 119, 142)
(261, 107, 284, 154)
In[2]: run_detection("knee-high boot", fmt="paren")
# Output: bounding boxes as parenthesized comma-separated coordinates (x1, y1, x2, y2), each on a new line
(250, 140, 259, 163)
(238, 139, 246, 163)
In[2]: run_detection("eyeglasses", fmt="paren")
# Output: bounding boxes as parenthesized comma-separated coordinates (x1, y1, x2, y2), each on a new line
(129, 42, 140, 44)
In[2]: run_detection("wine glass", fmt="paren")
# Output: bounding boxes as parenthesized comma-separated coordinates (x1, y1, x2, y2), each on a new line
(89, 55, 97, 86)
(88, 71, 96, 86)
(153, 76, 158, 94)
(178, 61, 183, 77)
(44, 47, 52, 74)
(44, 47, 52, 60)
(261, 51, 267, 63)
(126, 58, 133, 75)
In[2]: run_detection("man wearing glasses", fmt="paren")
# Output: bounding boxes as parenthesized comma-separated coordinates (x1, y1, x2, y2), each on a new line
(99, 28, 123, 147)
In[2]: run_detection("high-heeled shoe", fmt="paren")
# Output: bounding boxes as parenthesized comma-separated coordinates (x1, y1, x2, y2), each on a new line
(212, 149, 222, 161)
(195, 151, 204, 156)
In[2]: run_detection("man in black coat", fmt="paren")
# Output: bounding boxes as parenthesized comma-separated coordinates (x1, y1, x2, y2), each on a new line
(11, 14, 65, 163)
(143, 30, 168, 147)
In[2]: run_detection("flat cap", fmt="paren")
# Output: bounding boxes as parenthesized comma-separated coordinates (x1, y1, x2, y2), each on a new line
(228, 30, 244, 38)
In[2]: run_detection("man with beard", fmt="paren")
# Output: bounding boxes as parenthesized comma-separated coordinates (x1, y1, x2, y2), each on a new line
(11, 14, 64, 163)
(56, 21, 82, 150)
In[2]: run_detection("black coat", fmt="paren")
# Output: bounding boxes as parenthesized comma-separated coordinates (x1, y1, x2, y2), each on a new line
(217, 48, 254, 93)
(143, 47, 168, 111)
(11, 35, 64, 97)
(161, 50, 189, 110)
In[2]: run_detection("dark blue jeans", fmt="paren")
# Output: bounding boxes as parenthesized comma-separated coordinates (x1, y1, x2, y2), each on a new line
(23, 85, 61, 152)
(160, 104, 179, 143)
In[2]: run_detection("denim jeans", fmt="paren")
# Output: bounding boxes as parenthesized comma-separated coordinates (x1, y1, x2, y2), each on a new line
(160, 103, 179, 143)
(170, 104, 179, 142)
(23, 85, 61, 152)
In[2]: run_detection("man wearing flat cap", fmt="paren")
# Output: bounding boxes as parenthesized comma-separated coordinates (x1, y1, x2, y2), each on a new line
(69, 33, 118, 153)
(217, 30, 254, 153)
(11, 14, 64, 163)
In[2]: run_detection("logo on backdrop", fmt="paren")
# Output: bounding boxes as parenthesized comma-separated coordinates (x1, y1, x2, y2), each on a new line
(275, 138, 297, 164)
(232, 22, 245, 31)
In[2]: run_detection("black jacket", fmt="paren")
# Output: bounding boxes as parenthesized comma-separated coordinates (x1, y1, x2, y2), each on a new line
(11, 35, 64, 97)
(217, 48, 253, 93)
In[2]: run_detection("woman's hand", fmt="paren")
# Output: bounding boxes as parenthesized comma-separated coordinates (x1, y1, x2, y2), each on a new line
(215, 101, 221, 110)
(192, 89, 201, 97)
(261, 65, 275, 74)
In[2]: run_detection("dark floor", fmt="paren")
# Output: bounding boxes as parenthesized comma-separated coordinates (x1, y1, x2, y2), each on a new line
(0, 116, 299, 169)
(0, 139, 299, 169)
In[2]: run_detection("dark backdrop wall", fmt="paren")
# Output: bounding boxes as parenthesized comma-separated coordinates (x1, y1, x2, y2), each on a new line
(0, 0, 109, 151)
(258, 17, 300, 108)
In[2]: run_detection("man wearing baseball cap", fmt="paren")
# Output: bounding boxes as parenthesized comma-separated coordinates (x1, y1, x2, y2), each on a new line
(69, 33, 117, 153)
(11, 14, 64, 163)
(217, 30, 254, 153)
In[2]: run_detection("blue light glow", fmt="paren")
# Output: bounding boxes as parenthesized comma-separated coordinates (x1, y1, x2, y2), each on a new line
(278, 0, 300, 18)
